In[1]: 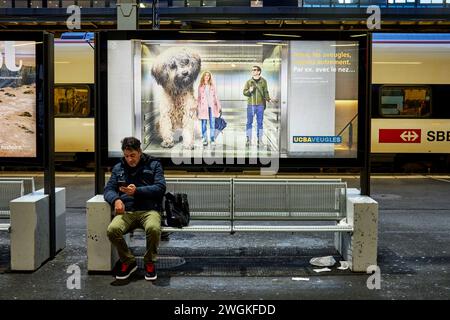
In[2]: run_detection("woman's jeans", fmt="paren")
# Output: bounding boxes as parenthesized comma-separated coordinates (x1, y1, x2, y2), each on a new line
(107, 210, 161, 264)
(201, 107, 215, 142)
(246, 105, 264, 140)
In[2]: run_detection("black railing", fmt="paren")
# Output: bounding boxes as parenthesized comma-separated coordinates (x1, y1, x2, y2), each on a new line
(337, 113, 358, 149)
(1, 0, 449, 8)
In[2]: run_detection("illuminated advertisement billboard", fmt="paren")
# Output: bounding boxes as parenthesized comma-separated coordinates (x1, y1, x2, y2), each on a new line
(101, 31, 367, 167)
(0, 40, 36, 158)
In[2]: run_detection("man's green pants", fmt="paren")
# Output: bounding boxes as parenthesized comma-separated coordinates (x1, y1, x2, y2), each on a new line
(107, 210, 161, 264)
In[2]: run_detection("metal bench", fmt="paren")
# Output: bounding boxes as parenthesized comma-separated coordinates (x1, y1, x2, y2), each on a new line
(161, 178, 233, 233)
(232, 178, 349, 232)
(0, 180, 24, 231)
(87, 178, 378, 272)
(0, 177, 35, 195)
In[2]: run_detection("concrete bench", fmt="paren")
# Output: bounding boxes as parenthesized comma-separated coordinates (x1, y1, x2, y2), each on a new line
(9, 187, 66, 271)
(86, 178, 378, 272)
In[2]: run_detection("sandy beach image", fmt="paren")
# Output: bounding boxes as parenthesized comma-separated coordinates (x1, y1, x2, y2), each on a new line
(0, 84, 36, 157)
(1, 41, 36, 158)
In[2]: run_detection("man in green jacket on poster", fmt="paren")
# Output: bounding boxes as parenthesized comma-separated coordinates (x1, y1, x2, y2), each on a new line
(243, 65, 272, 148)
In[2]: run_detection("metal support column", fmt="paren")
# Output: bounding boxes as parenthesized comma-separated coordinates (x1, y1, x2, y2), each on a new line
(361, 33, 372, 196)
(43, 32, 56, 257)
(95, 31, 105, 195)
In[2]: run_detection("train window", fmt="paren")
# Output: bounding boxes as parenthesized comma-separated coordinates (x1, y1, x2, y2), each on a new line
(379, 86, 431, 118)
(54, 85, 91, 117)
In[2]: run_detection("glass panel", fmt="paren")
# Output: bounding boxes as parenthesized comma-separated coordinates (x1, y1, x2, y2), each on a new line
(380, 86, 431, 117)
(171, 0, 185, 6)
(187, 0, 201, 6)
(77, 0, 91, 7)
(30, 1, 43, 8)
(359, 0, 388, 6)
(62, 0, 76, 7)
(47, 0, 60, 8)
(216, 0, 249, 6)
(251, 0, 263, 6)
(92, 0, 106, 7)
(420, 0, 444, 3)
(202, 0, 216, 6)
(14, 0, 29, 8)
(303, 0, 332, 7)
(0, 0, 13, 7)
(388, 0, 416, 4)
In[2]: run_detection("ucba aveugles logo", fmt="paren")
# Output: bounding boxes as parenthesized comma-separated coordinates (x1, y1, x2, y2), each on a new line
(379, 129, 421, 143)
(0, 41, 23, 72)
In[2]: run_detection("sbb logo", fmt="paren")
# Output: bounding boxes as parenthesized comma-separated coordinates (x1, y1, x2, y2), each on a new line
(379, 129, 421, 143)
(0, 41, 23, 72)
(427, 131, 450, 142)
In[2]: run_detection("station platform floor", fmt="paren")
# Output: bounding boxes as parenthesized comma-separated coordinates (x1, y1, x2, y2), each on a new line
(0, 173, 449, 301)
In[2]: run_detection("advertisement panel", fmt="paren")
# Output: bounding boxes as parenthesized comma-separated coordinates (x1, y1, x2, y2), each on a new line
(106, 38, 360, 161)
(287, 40, 359, 158)
(0, 40, 36, 158)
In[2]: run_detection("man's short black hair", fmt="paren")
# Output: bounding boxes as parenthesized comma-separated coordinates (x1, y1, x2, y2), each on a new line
(121, 137, 141, 151)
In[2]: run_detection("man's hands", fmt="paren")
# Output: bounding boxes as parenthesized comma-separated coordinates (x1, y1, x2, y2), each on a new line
(119, 184, 136, 196)
(114, 184, 137, 215)
(114, 199, 125, 215)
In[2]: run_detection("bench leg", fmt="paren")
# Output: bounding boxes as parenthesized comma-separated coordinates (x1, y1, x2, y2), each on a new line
(335, 195, 378, 272)
(87, 196, 116, 272)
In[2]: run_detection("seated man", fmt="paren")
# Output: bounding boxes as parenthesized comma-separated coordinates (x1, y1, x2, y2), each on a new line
(104, 137, 166, 281)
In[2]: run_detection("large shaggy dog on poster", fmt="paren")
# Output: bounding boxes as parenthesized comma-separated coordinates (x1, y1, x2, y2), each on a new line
(151, 47, 201, 149)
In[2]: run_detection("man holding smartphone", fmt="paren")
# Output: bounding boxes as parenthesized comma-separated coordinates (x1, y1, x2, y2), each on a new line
(104, 137, 166, 281)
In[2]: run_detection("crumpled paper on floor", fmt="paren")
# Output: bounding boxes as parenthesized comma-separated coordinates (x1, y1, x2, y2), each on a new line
(309, 256, 336, 267)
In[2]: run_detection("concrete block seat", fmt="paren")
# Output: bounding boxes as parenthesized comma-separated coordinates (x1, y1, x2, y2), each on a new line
(9, 187, 66, 271)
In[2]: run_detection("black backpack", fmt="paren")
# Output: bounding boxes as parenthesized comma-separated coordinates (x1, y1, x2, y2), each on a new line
(164, 192, 190, 228)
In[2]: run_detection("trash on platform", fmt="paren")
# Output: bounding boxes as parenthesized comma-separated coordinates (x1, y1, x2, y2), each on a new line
(313, 267, 332, 273)
(309, 256, 336, 267)
(292, 277, 310, 281)
(337, 261, 350, 270)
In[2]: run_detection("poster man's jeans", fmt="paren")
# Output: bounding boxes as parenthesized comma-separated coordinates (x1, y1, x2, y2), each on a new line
(201, 107, 215, 142)
(246, 105, 264, 140)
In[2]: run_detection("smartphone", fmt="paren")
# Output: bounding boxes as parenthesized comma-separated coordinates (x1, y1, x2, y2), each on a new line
(117, 180, 127, 188)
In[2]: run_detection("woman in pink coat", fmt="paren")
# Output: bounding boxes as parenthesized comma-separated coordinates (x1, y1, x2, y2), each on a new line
(197, 71, 222, 146)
